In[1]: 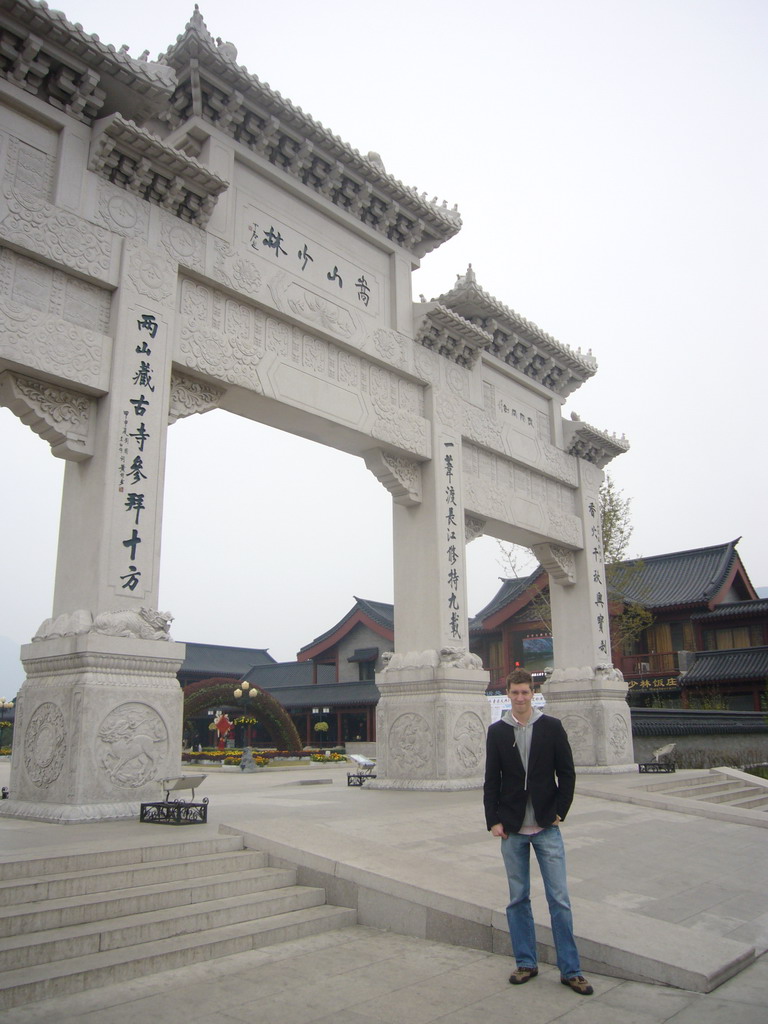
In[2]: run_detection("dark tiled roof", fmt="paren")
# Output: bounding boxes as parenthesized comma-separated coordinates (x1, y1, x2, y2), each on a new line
(631, 708, 768, 736)
(347, 647, 379, 662)
(241, 663, 336, 687)
(681, 647, 768, 684)
(691, 599, 768, 623)
(610, 540, 740, 609)
(299, 597, 393, 652)
(471, 571, 544, 631)
(181, 642, 276, 676)
(263, 680, 379, 709)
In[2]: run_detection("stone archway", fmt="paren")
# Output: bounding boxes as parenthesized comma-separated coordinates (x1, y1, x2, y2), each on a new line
(0, 5, 631, 819)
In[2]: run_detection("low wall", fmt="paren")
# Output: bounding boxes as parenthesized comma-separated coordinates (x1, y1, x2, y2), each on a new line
(631, 709, 768, 766)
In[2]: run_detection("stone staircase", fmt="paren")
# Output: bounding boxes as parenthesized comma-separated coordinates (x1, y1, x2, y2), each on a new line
(642, 768, 768, 811)
(0, 834, 356, 1010)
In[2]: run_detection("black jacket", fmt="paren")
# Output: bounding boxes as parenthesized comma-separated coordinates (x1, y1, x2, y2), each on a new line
(483, 714, 576, 833)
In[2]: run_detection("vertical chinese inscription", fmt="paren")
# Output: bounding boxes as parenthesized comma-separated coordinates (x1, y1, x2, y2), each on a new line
(444, 442, 461, 641)
(588, 499, 608, 658)
(115, 313, 159, 594)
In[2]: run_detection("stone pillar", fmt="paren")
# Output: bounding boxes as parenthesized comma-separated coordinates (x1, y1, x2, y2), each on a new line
(366, 426, 491, 790)
(2, 634, 184, 822)
(536, 459, 634, 769)
(2, 240, 187, 821)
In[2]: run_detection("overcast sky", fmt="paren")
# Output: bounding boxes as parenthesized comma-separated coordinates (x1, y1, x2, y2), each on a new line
(2, 0, 766, 682)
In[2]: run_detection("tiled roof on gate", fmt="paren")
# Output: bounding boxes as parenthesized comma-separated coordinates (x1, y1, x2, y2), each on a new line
(680, 647, 768, 685)
(610, 540, 742, 609)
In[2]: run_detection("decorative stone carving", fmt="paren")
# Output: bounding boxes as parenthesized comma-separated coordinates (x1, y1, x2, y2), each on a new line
(0, 187, 113, 276)
(609, 713, 630, 758)
(563, 417, 630, 468)
(413, 302, 491, 368)
(160, 8, 460, 257)
(363, 448, 422, 507)
(91, 608, 174, 641)
(0, 302, 107, 390)
(440, 647, 484, 670)
(0, 246, 111, 332)
(23, 702, 66, 787)
(177, 277, 265, 389)
(281, 281, 356, 339)
(389, 712, 432, 772)
(125, 242, 175, 303)
(532, 542, 577, 586)
(435, 266, 598, 398)
(0, 371, 96, 460)
(0, 0, 174, 124)
(381, 650, 440, 672)
(453, 711, 485, 771)
(372, 328, 409, 370)
(168, 372, 225, 423)
(464, 514, 486, 543)
(33, 607, 174, 642)
(3, 134, 54, 201)
(33, 609, 93, 641)
(559, 713, 592, 763)
(97, 703, 168, 788)
(160, 215, 205, 270)
(95, 182, 150, 239)
(89, 114, 228, 228)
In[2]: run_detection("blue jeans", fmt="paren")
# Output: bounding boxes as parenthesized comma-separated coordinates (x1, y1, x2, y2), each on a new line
(500, 826, 581, 978)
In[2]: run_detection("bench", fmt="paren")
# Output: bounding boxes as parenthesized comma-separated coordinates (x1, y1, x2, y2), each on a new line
(347, 754, 377, 787)
(140, 774, 208, 824)
(638, 743, 676, 774)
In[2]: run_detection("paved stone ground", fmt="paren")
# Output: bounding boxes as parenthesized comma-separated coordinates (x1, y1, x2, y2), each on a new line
(0, 760, 766, 1023)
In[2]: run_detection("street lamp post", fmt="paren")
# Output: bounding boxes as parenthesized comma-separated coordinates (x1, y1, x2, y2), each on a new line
(232, 681, 258, 746)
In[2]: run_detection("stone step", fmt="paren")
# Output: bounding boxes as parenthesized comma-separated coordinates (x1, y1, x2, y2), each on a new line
(0, 904, 357, 1011)
(644, 773, 728, 794)
(0, 848, 270, 907)
(0, 864, 297, 938)
(0, 883, 326, 970)
(0, 834, 246, 882)
(695, 785, 764, 804)
(728, 792, 768, 810)
(670, 780, 755, 798)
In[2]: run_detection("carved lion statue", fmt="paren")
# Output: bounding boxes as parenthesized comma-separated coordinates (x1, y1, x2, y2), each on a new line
(439, 646, 483, 670)
(91, 608, 173, 641)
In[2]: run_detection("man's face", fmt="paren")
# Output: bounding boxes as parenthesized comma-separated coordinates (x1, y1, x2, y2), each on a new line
(508, 683, 533, 717)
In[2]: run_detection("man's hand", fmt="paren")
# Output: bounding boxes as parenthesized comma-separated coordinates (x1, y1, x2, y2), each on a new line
(552, 815, 562, 825)
(490, 823, 508, 839)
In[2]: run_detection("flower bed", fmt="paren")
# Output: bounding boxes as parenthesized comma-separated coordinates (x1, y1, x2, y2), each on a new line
(182, 748, 347, 766)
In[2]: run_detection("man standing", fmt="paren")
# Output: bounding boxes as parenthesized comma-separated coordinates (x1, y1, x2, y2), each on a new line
(483, 669, 593, 996)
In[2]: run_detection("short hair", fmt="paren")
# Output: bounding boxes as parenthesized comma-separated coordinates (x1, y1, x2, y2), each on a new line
(506, 669, 533, 689)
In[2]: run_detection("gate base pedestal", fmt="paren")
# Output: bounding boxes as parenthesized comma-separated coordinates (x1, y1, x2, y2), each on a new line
(370, 657, 490, 791)
(543, 664, 634, 768)
(1, 633, 185, 823)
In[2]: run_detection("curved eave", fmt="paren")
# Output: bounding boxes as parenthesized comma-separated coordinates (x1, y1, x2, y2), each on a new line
(298, 604, 393, 661)
(437, 276, 597, 379)
(2, 0, 175, 118)
(159, 11, 460, 254)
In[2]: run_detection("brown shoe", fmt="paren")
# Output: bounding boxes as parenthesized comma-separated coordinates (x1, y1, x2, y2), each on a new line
(561, 975, 593, 995)
(509, 966, 538, 985)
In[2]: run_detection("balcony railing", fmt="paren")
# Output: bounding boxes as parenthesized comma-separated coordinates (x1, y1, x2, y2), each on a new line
(621, 651, 680, 677)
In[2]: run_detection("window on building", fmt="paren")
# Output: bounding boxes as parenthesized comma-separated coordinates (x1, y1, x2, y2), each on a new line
(702, 626, 758, 651)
